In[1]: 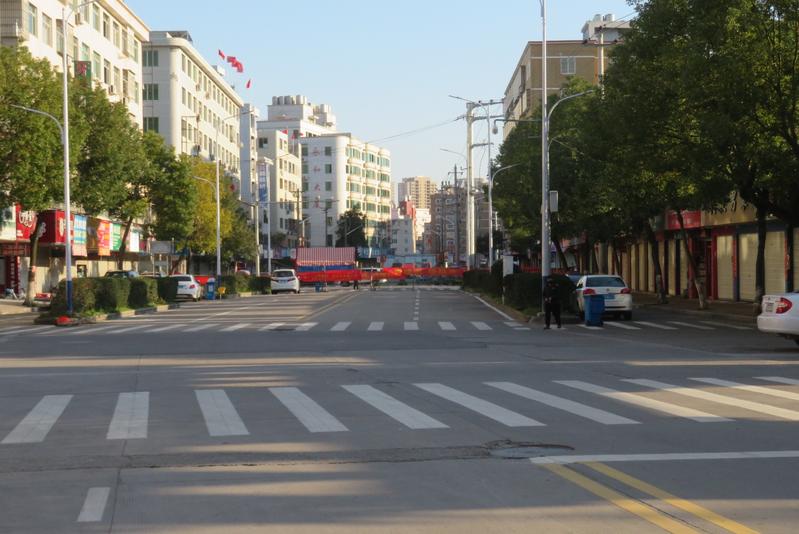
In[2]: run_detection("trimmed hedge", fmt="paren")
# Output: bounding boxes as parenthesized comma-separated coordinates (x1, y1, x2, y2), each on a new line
(129, 278, 158, 308)
(248, 276, 271, 294)
(51, 275, 163, 316)
(51, 279, 96, 315)
(156, 277, 178, 302)
(464, 267, 576, 313)
(93, 277, 131, 312)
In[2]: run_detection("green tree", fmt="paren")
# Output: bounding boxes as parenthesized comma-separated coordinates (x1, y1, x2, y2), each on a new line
(222, 207, 257, 268)
(335, 209, 367, 247)
(147, 144, 197, 243)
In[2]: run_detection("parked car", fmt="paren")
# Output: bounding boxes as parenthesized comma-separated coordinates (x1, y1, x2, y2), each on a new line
(104, 270, 139, 278)
(170, 274, 202, 301)
(758, 291, 799, 346)
(574, 274, 633, 320)
(271, 269, 300, 294)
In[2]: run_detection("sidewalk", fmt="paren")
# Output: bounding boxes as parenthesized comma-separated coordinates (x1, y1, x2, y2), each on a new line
(633, 292, 758, 324)
(0, 299, 38, 316)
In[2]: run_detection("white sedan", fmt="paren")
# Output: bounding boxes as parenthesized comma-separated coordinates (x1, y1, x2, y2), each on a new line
(758, 292, 799, 346)
(171, 275, 203, 301)
(575, 275, 634, 320)
(271, 269, 300, 294)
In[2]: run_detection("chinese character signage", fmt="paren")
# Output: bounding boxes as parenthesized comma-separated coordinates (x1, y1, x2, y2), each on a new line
(111, 223, 122, 251)
(257, 161, 269, 208)
(39, 210, 67, 244)
(87, 218, 110, 256)
(16, 205, 36, 241)
(73, 215, 87, 257)
(128, 228, 141, 253)
(0, 205, 15, 241)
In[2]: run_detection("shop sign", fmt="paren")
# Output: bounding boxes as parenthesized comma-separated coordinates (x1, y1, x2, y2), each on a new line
(87, 218, 111, 256)
(0, 243, 30, 256)
(40, 210, 67, 244)
(16, 205, 36, 241)
(128, 228, 140, 253)
(111, 223, 123, 251)
(73, 215, 87, 257)
(666, 210, 702, 231)
(0, 205, 15, 241)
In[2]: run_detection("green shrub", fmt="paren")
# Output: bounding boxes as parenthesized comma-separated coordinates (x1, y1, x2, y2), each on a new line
(50, 278, 96, 316)
(156, 277, 179, 302)
(220, 275, 239, 294)
(129, 278, 158, 308)
(248, 276, 271, 294)
(93, 277, 131, 312)
(503, 272, 542, 311)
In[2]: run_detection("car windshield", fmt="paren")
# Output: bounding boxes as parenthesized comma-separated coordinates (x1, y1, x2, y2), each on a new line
(273, 271, 294, 277)
(586, 276, 626, 288)
(172, 276, 192, 282)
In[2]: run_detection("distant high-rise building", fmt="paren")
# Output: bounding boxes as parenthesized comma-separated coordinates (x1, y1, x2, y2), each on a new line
(397, 176, 437, 210)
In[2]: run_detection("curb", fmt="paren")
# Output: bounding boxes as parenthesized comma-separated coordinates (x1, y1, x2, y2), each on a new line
(36, 302, 182, 326)
(635, 302, 757, 325)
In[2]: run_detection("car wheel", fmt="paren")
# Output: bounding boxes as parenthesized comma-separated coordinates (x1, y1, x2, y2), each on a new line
(623, 311, 632, 321)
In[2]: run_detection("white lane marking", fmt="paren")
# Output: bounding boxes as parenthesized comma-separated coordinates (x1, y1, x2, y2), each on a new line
(691, 378, 799, 402)
(414, 383, 543, 427)
(531, 450, 799, 465)
(62, 325, 120, 336)
(295, 322, 317, 332)
(556, 381, 730, 423)
(471, 321, 492, 331)
(757, 377, 799, 386)
(104, 325, 150, 334)
(195, 390, 249, 437)
(474, 295, 514, 320)
(220, 323, 251, 332)
(143, 324, 186, 333)
(668, 321, 715, 330)
(259, 323, 285, 331)
(625, 379, 799, 421)
(331, 322, 351, 332)
(504, 321, 521, 328)
(604, 321, 641, 330)
(77, 487, 111, 522)
(107, 392, 149, 440)
(343, 385, 448, 429)
(184, 323, 217, 333)
(486, 382, 639, 425)
(0, 326, 53, 335)
(367, 322, 384, 331)
(577, 325, 603, 331)
(699, 321, 752, 331)
(2, 395, 73, 444)
(404, 322, 419, 331)
(270, 387, 348, 433)
(632, 321, 678, 330)
(438, 321, 456, 331)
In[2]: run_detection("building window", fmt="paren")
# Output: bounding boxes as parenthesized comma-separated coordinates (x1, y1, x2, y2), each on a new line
(257, 137, 268, 149)
(560, 56, 576, 75)
(113, 67, 121, 94)
(324, 164, 332, 174)
(112, 22, 120, 49)
(103, 60, 110, 85)
(301, 145, 308, 156)
(102, 13, 110, 39)
(26, 3, 37, 37)
(143, 117, 159, 133)
(40, 14, 52, 46)
(55, 20, 64, 54)
(92, 52, 101, 80)
(92, 5, 100, 32)
(324, 146, 332, 156)
(143, 50, 158, 67)
(143, 83, 158, 100)
(325, 181, 332, 191)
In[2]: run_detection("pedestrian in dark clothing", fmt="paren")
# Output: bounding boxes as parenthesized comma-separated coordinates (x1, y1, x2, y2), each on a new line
(543, 277, 562, 329)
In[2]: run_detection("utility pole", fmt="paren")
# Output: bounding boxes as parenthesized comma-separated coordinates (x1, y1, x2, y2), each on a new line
(465, 103, 476, 269)
(541, 0, 550, 286)
(448, 165, 463, 266)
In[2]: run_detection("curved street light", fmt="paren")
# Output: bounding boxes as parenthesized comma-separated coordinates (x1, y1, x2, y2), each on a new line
(487, 163, 521, 263)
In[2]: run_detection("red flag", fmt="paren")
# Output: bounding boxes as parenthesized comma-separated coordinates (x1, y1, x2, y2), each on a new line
(246, 79, 252, 89)
(236, 64, 244, 73)
(226, 55, 237, 64)
(218, 49, 226, 60)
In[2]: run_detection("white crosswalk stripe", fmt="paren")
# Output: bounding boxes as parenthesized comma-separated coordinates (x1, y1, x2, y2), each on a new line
(438, 321, 456, 331)
(699, 321, 751, 331)
(404, 321, 419, 331)
(77, 487, 111, 523)
(0, 326, 52, 335)
(330, 322, 351, 331)
(107, 392, 149, 440)
(219, 323, 251, 332)
(105, 324, 151, 334)
(690, 378, 799, 402)
(62, 325, 121, 336)
(2, 395, 73, 444)
(270, 387, 348, 432)
(195, 390, 249, 437)
(343, 385, 448, 429)
(578, 325, 603, 331)
(184, 323, 218, 333)
(414, 383, 543, 427)
(632, 321, 677, 330)
(259, 323, 285, 331)
(604, 321, 641, 330)
(143, 324, 187, 333)
(471, 321, 492, 331)
(757, 376, 799, 386)
(668, 321, 715, 330)
(625, 379, 799, 421)
(295, 322, 317, 331)
(556, 381, 730, 423)
(367, 321, 384, 331)
(486, 382, 639, 425)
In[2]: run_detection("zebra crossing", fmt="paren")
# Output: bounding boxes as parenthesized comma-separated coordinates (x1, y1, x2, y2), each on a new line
(3, 376, 799, 445)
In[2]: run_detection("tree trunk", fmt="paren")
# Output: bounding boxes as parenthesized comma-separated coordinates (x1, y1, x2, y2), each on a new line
(591, 242, 600, 273)
(599, 242, 609, 273)
(23, 218, 44, 307)
(754, 205, 767, 314)
(116, 217, 133, 270)
(613, 240, 623, 275)
(645, 222, 668, 304)
(788, 224, 796, 293)
(676, 210, 707, 310)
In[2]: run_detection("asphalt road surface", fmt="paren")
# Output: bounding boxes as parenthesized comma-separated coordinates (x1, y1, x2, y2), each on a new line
(1, 286, 798, 533)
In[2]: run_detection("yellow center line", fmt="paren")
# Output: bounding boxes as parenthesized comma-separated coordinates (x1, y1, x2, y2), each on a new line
(541, 463, 698, 534)
(301, 291, 362, 321)
(585, 462, 759, 534)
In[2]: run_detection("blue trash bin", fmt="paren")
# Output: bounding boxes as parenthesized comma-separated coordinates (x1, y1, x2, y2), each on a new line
(205, 278, 216, 300)
(584, 294, 605, 326)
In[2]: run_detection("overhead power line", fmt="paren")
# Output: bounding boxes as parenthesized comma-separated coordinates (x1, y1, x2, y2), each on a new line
(367, 115, 465, 144)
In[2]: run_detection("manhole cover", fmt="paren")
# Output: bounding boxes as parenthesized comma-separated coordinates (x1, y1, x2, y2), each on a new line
(485, 440, 572, 459)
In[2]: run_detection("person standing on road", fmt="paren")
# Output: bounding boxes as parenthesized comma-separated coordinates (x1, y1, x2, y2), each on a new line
(543, 277, 562, 329)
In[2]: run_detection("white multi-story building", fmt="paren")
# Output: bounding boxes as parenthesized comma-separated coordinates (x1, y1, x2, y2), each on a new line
(239, 103, 260, 207)
(414, 208, 431, 249)
(255, 128, 301, 251)
(390, 217, 416, 256)
(1, 0, 149, 126)
(142, 30, 247, 193)
(258, 95, 392, 249)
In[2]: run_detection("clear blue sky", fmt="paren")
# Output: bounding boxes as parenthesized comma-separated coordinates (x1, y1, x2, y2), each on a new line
(127, 0, 634, 186)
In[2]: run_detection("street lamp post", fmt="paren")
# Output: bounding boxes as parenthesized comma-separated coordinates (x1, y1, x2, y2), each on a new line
(488, 163, 521, 264)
